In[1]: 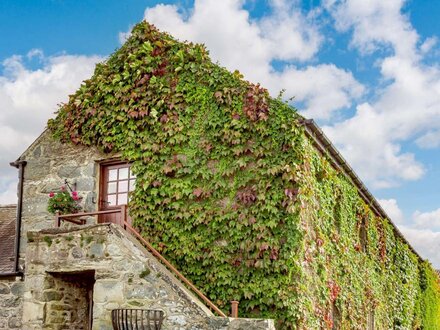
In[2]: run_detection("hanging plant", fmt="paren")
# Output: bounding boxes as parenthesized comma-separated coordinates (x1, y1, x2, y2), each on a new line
(47, 186, 82, 215)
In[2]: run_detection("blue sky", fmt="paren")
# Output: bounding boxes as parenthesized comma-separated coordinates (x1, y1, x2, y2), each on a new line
(0, 0, 439, 267)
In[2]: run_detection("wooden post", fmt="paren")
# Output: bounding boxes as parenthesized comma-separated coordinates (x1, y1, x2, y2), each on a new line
(121, 205, 127, 229)
(55, 212, 60, 228)
(231, 301, 239, 318)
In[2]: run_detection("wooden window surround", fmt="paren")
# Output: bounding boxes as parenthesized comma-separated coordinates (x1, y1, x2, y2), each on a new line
(99, 161, 135, 224)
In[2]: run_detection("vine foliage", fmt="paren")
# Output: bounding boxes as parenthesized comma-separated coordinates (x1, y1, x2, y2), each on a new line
(48, 22, 440, 328)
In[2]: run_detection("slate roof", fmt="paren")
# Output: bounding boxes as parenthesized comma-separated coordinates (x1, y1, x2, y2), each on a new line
(0, 205, 17, 273)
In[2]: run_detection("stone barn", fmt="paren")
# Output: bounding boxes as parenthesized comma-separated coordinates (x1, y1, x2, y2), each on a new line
(1, 21, 440, 329)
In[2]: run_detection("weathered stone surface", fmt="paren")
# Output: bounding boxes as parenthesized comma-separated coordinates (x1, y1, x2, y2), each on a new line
(7, 127, 275, 329)
(18, 130, 107, 256)
(75, 177, 95, 191)
(0, 277, 23, 330)
(89, 243, 104, 258)
(22, 301, 44, 323)
(57, 164, 81, 178)
(10, 282, 24, 296)
(71, 247, 83, 258)
(1, 296, 20, 308)
(20, 224, 275, 329)
(168, 314, 188, 326)
(0, 277, 24, 330)
(8, 317, 22, 328)
(94, 281, 124, 303)
(44, 290, 63, 301)
(126, 285, 157, 299)
(0, 283, 10, 295)
(0, 309, 10, 318)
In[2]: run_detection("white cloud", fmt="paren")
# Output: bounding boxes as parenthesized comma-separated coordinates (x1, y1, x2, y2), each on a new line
(0, 50, 102, 205)
(118, 25, 134, 44)
(0, 179, 18, 205)
(144, 0, 364, 120)
(324, 0, 419, 60)
(420, 36, 438, 55)
(413, 208, 440, 231)
(267, 64, 364, 120)
(322, 0, 440, 188)
(416, 129, 440, 149)
(378, 198, 404, 224)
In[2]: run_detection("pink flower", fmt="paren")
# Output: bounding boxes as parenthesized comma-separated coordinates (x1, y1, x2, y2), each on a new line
(49, 192, 55, 197)
(72, 191, 78, 196)
(72, 195, 79, 201)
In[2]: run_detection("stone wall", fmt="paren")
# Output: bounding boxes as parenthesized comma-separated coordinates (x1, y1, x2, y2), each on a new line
(14, 132, 274, 329)
(23, 224, 274, 329)
(0, 277, 24, 329)
(18, 130, 112, 259)
(0, 204, 23, 330)
(45, 272, 94, 329)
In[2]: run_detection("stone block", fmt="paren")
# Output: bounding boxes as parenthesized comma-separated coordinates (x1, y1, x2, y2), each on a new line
(81, 163, 96, 177)
(71, 247, 84, 259)
(24, 161, 51, 180)
(0, 309, 10, 318)
(43, 290, 63, 301)
(0, 283, 10, 294)
(75, 177, 95, 191)
(112, 259, 131, 272)
(8, 317, 22, 329)
(95, 270, 121, 280)
(126, 285, 158, 299)
(57, 165, 81, 178)
(10, 282, 24, 296)
(22, 301, 44, 322)
(167, 314, 188, 327)
(90, 243, 104, 258)
(25, 276, 45, 291)
(94, 281, 123, 303)
(106, 243, 123, 257)
(0, 296, 20, 308)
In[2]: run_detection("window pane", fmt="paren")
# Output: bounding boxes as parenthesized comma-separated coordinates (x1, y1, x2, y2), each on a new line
(118, 193, 128, 205)
(118, 180, 128, 192)
(119, 167, 129, 180)
(129, 179, 136, 191)
(109, 169, 117, 181)
(108, 182, 117, 194)
(107, 194, 116, 206)
(129, 168, 136, 178)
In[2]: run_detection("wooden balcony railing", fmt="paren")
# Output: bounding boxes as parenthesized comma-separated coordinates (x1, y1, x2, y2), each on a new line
(53, 206, 227, 318)
(55, 205, 128, 228)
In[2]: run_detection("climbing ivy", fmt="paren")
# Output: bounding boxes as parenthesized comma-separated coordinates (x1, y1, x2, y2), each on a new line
(48, 22, 440, 329)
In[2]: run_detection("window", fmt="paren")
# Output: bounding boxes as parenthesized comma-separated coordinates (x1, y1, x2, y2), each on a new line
(359, 216, 368, 253)
(100, 163, 136, 208)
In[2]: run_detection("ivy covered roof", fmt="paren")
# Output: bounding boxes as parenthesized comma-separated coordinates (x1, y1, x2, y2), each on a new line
(49, 21, 272, 148)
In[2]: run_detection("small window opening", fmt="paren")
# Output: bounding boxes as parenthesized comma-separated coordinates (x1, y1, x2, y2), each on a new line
(359, 216, 368, 253)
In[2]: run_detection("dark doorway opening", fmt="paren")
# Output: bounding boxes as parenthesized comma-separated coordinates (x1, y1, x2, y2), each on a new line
(45, 270, 95, 330)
